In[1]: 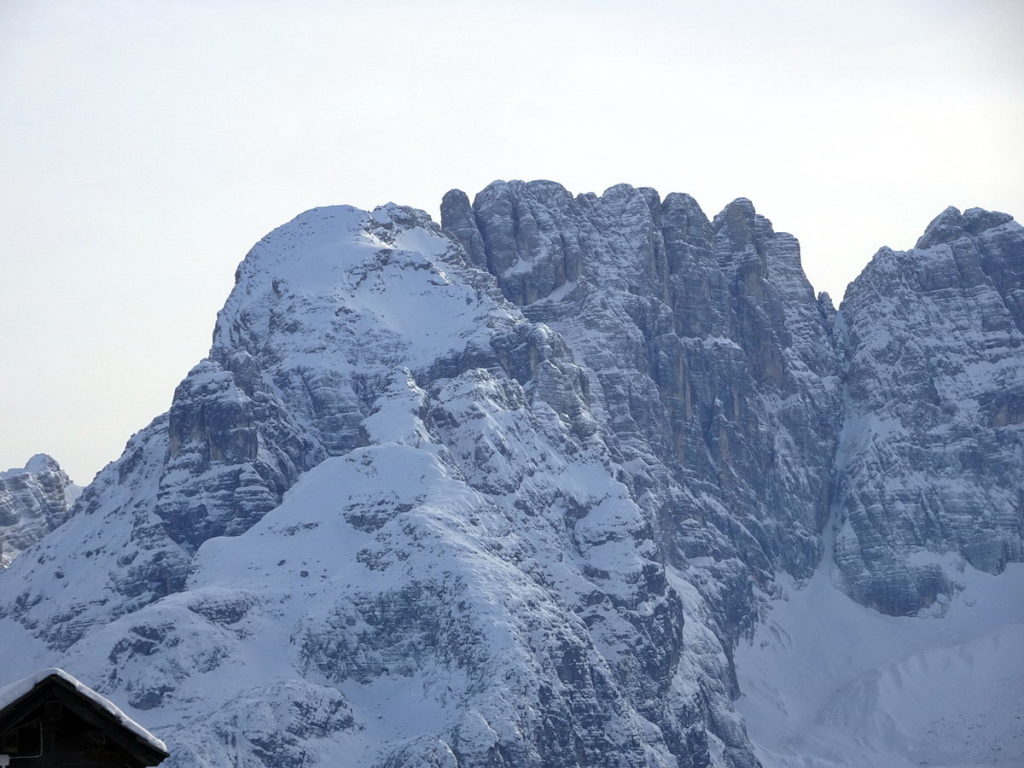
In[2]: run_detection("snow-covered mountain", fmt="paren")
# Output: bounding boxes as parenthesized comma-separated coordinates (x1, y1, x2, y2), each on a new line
(835, 206, 1024, 615)
(0, 184, 1020, 768)
(0, 454, 80, 567)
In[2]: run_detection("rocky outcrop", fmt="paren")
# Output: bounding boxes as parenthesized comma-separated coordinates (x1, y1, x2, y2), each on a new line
(444, 183, 1024, 621)
(0, 454, 79, 567)
(443, 181, 843, 637)
(835, 206, 1024, 614)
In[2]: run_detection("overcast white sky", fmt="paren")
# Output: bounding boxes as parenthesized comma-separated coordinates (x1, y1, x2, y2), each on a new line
(1, 0, 1022, 484)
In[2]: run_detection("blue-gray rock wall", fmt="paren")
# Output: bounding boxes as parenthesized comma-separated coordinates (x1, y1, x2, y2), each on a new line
(0, 454, 79, 568)
(442, 181, 843, 633)
(835, 206, 1024, 614)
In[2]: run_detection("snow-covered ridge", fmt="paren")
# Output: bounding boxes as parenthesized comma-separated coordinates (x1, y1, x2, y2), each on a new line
(0, 200, 753, 767)
(0, 187, 1020, 768)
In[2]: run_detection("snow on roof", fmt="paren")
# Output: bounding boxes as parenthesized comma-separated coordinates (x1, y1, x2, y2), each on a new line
(0, 667, 168, 755)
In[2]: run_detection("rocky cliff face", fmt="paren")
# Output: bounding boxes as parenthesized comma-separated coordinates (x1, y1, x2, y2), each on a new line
(0, 454, 79, 567)
(0, 185, 1020, 768)
(835, 206, 1024, 615)
(444, 183, 1024, 619)
(442, 183, 842, 642)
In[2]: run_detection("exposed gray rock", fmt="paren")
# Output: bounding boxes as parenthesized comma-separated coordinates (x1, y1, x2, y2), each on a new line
(835, 206, 1024, 614)
(445, 182, 1024, 622)
(0, 454, 80, 567)
(442, 181, 843, 633)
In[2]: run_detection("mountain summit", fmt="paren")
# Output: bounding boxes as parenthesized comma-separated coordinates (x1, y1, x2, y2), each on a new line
(0, 183, 1020, 768)
(1, 454, 80, 568)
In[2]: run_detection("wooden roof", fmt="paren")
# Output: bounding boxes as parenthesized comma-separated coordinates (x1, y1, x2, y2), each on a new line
(0, 668, 169, 766)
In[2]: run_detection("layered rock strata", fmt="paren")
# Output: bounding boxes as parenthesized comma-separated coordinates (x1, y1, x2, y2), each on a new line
(835, 206, 1024, 614)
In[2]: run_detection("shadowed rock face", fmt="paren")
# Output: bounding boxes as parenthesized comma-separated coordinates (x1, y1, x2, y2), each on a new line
(443, 181, 843, 626)
(0, 454, 79, 567)
(0, 185, 1020, 768)
(835, 206, 1024, 615)
(444, 183, 1024, 619)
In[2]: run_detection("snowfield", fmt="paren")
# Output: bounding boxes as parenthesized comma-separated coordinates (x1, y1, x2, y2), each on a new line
(737, 556, 1024, 768)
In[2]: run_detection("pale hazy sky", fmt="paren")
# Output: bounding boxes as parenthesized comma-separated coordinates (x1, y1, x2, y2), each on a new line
(1, 0, 1022, 484)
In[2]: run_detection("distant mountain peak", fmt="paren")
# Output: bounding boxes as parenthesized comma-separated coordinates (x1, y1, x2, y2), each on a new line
(915, 204, 1014, 249)
(1, 454, 79, 567)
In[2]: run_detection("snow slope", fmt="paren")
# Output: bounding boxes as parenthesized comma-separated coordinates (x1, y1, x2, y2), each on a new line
(736, 553, 1024, 768)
